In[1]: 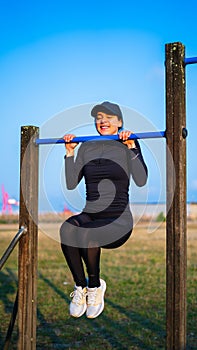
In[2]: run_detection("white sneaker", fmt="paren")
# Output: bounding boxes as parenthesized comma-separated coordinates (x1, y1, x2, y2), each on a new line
(69, 286, 87, 318)
(86, 279, 106, 319)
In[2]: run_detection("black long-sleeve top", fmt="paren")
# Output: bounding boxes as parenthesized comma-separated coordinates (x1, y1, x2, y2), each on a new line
(64, 140, 148, 218)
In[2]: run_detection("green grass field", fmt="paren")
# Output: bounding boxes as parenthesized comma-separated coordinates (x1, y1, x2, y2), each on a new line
(0, 222, 196, 349)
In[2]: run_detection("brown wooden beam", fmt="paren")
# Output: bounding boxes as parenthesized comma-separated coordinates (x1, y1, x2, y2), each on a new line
(165, 42, 187, 350)
(18, 126, 39, 350)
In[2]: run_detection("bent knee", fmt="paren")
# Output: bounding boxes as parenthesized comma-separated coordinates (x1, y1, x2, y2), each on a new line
(60, 217, 80, 242)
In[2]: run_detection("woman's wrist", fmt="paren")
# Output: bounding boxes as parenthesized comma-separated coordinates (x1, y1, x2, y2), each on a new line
(66, 150, 74, 157)
(127, 141, 137, 149)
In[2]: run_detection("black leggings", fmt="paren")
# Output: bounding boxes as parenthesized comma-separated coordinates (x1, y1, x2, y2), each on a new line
(60, 212, 132, 288)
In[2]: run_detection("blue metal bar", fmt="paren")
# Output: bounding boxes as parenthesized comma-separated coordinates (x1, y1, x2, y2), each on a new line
(35, 131, 166, 145)
(185, 57, 197, 65)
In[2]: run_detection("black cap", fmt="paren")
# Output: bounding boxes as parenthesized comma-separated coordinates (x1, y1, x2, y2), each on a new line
(91, 101, 123, 122)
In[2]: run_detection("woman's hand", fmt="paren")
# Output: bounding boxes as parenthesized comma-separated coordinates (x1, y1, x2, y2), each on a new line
(63, 134, 78, 157)
(119, 130, 136, 149)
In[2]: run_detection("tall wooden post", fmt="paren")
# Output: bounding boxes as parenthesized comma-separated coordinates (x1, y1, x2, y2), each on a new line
(165, 42, 187, 349)
(18, 126, 39, 350)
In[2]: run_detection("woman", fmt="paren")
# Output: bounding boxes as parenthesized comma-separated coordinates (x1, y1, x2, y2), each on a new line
(60, 101, 148, 319)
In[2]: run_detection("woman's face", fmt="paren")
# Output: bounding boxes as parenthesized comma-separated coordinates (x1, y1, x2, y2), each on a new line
(95, 112, 122, 135)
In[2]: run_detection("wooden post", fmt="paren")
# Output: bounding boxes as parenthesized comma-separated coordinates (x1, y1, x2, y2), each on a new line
(18, 126, 39, 350)
(165, 42, 187, 349)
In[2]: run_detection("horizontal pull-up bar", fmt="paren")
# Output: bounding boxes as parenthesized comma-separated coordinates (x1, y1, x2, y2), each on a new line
(185, 56, 197, 65)
(35, 131, 166, 145)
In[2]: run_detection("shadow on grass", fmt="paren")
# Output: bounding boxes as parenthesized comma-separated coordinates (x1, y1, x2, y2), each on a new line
(0, 267, 18, 349)
(0, 269, 166, 349)
(38, 272, 166, 349)
(104, 297, 165, 348)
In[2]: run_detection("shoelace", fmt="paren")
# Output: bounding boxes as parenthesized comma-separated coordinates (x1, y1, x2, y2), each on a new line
(70, 289, 86, 304)
(87, 288, 99, 305)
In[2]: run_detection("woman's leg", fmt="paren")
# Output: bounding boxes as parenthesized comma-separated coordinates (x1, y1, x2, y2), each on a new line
(78, 217, 132, 287)
(60, 213, 102, 288)
(61, 244, 87, 288)
(102, 229, 132, 249)
(60, 214, 91, 288)
(60, 213, 132, 289)
(80, 246, 101, 287)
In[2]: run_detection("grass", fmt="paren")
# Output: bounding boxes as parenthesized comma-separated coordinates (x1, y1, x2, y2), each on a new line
(0, 221, 196, 349)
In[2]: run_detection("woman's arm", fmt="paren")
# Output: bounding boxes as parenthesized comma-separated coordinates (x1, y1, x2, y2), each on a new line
(128, 140, 148, 187)
(63, 134, 84, 189)
(65, 154, 84, 189)
(119, 131, 148, 187)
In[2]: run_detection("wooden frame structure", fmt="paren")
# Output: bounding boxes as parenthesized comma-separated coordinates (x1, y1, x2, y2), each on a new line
(16, 42, 196, 349)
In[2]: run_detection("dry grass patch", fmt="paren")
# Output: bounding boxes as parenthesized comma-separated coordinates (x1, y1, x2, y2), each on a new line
(0, 221, 196, 349)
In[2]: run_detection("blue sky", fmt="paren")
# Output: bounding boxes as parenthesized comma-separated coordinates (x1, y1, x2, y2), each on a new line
(1, 0, 197, 212)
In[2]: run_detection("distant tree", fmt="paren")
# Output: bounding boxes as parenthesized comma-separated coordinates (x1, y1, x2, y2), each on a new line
(156, 212, 166, 222)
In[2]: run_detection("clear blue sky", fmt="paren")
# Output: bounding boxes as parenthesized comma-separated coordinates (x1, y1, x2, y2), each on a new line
(1, 0, 197, 212)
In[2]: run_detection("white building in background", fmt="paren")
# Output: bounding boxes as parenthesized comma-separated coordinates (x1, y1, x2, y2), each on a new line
(130, 202, 197, 221)
(130, 203, 166, 219)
